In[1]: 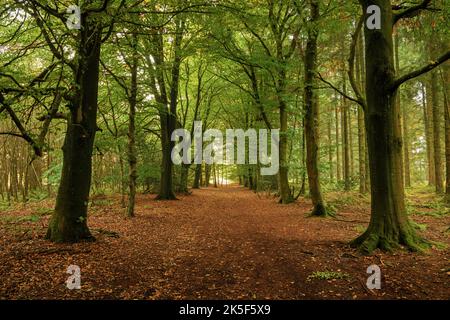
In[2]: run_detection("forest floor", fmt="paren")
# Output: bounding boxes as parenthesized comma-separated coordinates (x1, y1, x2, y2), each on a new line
(0, 185, 449, 300)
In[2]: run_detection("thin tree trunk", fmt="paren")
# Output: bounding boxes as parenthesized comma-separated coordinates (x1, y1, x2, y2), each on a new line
(304, 0, 328, 216)
(342, 92, 350, 191)
(349, 107, 354, 179)
(395, 32, 410, 188)
(335, 103, 341, 182)
(213, 163, 218, 188)
(193, 163, 202, 189)
(300, 122, 306, 195)
(356, 29, 367, 193)
(431, 69, 443, 193)
(357, 106, 366, 193)
(205, 164, 210, 187)
(278, 99, 293, 203)
(127, 33, 138, 217)
(443, 70, 450, 202)
(327, 106, 334, 183)
(117, 145, 126, 208)
(423, 81, 435, 185)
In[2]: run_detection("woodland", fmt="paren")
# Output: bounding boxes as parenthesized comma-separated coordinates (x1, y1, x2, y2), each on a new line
(0, 0, 449, 300)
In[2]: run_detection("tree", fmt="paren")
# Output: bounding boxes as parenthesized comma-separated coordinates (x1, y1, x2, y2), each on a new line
(45, 3, 110, 242)
(126, 32, 139, 217)
(429, 32, 444, 194)
(303, 0, 329, 216)
(350, 0, 449, 252)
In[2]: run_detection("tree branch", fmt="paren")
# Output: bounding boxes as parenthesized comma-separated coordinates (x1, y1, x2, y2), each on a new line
(347, 15, 366, 110)
(391, 50, 450, 91)
(317, 73, 364, 107)
(393, 0, 432, 25)
(0, 96, 42, 157)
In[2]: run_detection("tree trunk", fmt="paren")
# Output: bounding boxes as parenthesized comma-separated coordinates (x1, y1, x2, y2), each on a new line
(205, 164, 211, 187)
(402, 102, 411, 187)
(179, 163, 190, 193)
(342, 91, 351, 191)
(335, 103, 341, 182)
(356, 31, 367, 194)
(46, 21, 102, 242)
(157, 133, 177, 199)
(358, 106, 367, 193)
(352, 0, 425, 253)
(117, 144, 126, 208)
(213, 163, 218, 188)
(423, 81, 435, 185)
(278, 100, 293, 203)
(193, 163, 202, 189)
(394, 33, 410, 188)
(440, 45, 450, 201)
(300, 122, 306, 195)
(154, 20, 185, 200)
(431, 69, 443, 193)
(349, 107, 354, 179)
(304, 0, 328, 216)
(327, 106, 334, 183)
(127, 33, 138, 217)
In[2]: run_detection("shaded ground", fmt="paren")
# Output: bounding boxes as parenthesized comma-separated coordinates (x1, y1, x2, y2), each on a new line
(0, 186, 449, 299)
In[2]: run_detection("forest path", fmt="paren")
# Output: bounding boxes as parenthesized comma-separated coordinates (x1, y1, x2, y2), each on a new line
(0, 186, 449, 299)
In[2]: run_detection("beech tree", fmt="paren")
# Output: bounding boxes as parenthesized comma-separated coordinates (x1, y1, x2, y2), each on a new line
(350, 0, 450, 252)
(303, 0, 329, 216)
(22, 0, 125, 242)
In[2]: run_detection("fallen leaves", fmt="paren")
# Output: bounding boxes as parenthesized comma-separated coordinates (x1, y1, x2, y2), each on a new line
(0, 186, 449, 300)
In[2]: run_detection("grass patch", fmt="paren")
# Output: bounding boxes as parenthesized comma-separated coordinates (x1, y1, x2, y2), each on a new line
(406, 187, 449, 217)
(410, 220, 427, 231)
(0, 214, 41, 223)
(34, 207, 53, 216)
(325, 192, 370, 211)
(90, 198, 114, 207)
(0, 202, 10, 212)
(307, 270, 350, 281)
(430, 241, 448, 250)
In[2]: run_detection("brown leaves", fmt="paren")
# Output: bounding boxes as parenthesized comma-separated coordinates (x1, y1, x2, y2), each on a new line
(0, 188, 449, 299)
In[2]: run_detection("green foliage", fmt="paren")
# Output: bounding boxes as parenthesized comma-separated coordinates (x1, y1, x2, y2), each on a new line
(326, 192, 370, 210)
(307, 271, 350, 281)
(34, 207, 53, 216)
(77, 216, 86, 223)
(28, 190, 49, 202)
(0, 201, 11, 212)
(0, 214, 40, 223)
(429, 241, 448, 250)
(90, 198, 113, 207)
(325, 203, 337, 215)
(43, 163, 63, 187)
(406, 191, 450, 217)
(410, 220, 427, 231)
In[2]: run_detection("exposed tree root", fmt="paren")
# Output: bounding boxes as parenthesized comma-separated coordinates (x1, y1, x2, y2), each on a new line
(154, 194, 178, 201)
(350, 223, 431, 254)
(278, 196, 294, 204)
(309, 203, 334, 218)
(45, 222, 95, 243)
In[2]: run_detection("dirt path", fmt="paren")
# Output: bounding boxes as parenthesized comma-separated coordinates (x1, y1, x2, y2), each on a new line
(0, 186, 449, 299)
